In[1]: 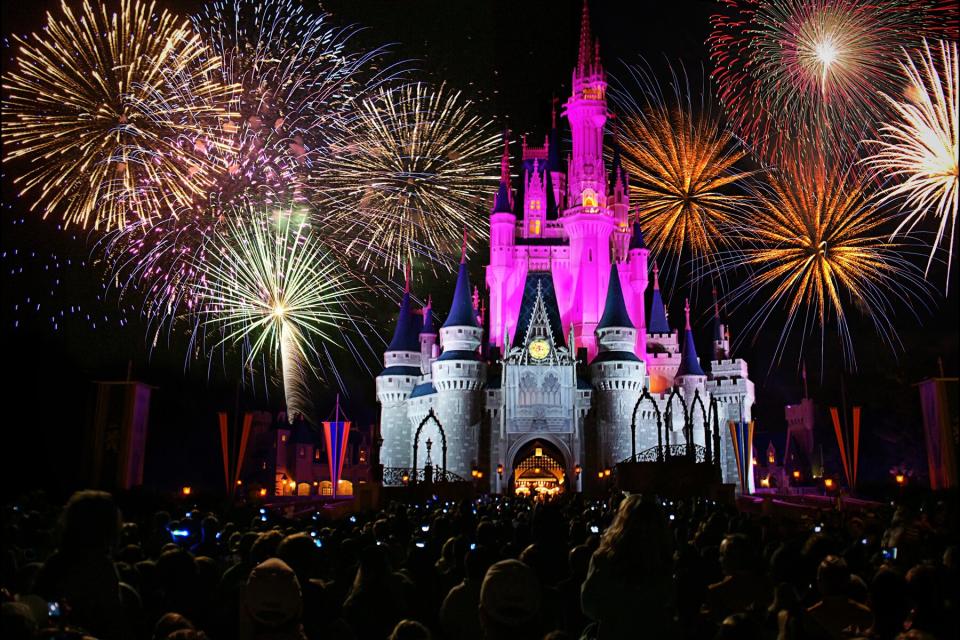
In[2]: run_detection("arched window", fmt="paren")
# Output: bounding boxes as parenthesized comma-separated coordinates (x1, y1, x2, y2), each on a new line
(582, 189, 598, 208)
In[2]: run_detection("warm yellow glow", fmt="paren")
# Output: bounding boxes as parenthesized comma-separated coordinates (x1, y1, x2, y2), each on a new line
(895, 473, 905, 485)
(760, 476, 771, 488)
(529, 219, 541, 235)
(288, 480, 296, 489)
(816, 38, 839, 68)
(597, 471, 604, 479)
(535, 447, 543, 457)
(181, 486, 192, 496)
(497, 463, 504, 475)
(824, 478, 834, 488)
(604, 468, 611, 477)
(259, 488, 267, 497)
(582, 189, 598, 208)
(236, 479, 243, 486)
(793, 470, 801, 479)
(533, 467, 541, 474)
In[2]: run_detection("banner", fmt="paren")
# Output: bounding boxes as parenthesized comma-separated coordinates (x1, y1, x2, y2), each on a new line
(218, 412, 230, 494)
(232, 413, 253, 490)
(727, 419, 754, 495)
(323, 421, 351, 497)
(830, 406, 862, 489)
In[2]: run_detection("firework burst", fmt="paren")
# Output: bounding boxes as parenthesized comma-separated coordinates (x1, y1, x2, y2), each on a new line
(192, 0, 401, 213)
(865, 39, 958, 292)
(312, 82, 501, 273)
(708, 0, 958, 165)
(2, 0, 234, 230)
(724, 160, 932, 368)
(191, 208, 358, 420)
(610, 64, 758, 280)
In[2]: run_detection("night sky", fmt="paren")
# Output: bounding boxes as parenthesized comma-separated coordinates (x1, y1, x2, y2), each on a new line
(2, 0, 957, 499)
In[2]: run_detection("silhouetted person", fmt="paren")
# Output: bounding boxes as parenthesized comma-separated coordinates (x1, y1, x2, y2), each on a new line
(479, 559, 543, 640)
(807, 555, 873, 639)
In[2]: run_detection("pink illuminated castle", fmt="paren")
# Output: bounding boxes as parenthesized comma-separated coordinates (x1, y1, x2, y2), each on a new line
(376, 2, 756, 494)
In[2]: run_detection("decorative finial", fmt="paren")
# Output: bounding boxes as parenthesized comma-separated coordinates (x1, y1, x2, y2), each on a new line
(577, 0, 593, 75)
(461, 227, 468, 264)
(713, 286, 720, 318)
(551, 95, 559, 128)
(684, 298, 691, 331)
(404, 262, 411, 293)
(653, 261, 660, 290)
(500, 130, 510, 183)
(472, 285, 480, 309)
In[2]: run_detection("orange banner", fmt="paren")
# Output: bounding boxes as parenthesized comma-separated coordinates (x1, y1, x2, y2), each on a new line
(830, 407, 851, 487)
(232, 412, 253, 489)
(218, 412, 230, 494)
(852, 406, 861, 488)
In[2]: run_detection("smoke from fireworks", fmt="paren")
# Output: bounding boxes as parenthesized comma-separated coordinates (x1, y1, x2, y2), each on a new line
(865, 39, 958, 292)
(191, 209, 357, 420)
(610, 64, 758, 280)
(724, 161, 932, 369)
(2, 0, 234, 231)
(312, 82, 501, 273)
(708, 0, 958, 165)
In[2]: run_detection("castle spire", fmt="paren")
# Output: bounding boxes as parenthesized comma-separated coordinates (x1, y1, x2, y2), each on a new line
(577, 0, 596, 76)
(713, 286, 724, 341)
(443, 233, 479, 329)
(597, 263, 633, 330)
(677, 298, 706, 377)
(648, 262, 670, 334)
(387, 280, 419, 352)
(500, 130, 510, 183)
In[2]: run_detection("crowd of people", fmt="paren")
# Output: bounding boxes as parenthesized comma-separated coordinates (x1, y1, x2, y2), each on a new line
(1, 488, 957, 640)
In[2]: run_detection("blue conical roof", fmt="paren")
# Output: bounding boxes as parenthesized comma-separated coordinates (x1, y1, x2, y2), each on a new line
(492, 181, 512, 213)
(677, 300, 706, 377)
(629, 222, 646, 250)
(442, 259, 480, 329)
(648, 265, 670, 334)
(387, 290, 421, 351)
(597, 263, 633, 330)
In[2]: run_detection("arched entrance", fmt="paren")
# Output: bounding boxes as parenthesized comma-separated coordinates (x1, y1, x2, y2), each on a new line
(509, 439, 568, 497)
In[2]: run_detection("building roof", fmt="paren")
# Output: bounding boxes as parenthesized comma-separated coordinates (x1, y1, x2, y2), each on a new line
(592, 350, 642, 363)
(492, 182, 512, 214)
(648, 264, 670, 334)
(436, 349, 482, 362)
(677, 300, 706, 377)
(545, 169, 560, 220)
(408, 382, 437, 398)
(597, 263, 634, 330)
(387, 290, 421, 352)
(629, 222, 646, 251)
(511, 271, 567, 350)
(421, 301, 436, 335)
(378, 365, 422, 377)
(442, 259, 480, 329)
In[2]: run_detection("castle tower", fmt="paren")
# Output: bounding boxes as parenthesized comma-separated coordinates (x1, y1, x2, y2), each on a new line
(548, 102, 566, 209)
(712, 288, 730, 360)
(487, 135, 516, 351)
(645, 263, 681, 392)
(561, 0, 615, 360)
(610, 143, 631, 261)
(591, 262, 646, 467)
(706, 306, 756, 489)
(784, 364, 815, 468)
(432, 250, 487, 479)
(674, 300, 708, 446)
(375, 277, 423, 469)
(419, 297, 438, 375)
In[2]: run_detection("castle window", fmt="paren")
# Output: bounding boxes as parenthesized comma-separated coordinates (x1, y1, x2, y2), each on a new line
(530, 199, 541, 211)
(582, 189, 598, 208)
(529, 219, 541, 235)
(281, 434, 288, 443)
(298, 447, 306, 458)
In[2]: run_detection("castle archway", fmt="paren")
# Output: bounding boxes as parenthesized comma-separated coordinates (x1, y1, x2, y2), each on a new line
(506, 437, 572, 497)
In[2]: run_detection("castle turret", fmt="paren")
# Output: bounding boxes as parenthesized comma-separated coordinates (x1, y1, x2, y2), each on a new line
(433, 248, 486, 479)
(419, 296, 437, 375)
(561, 1, 614, 361)
(712, 288, 730, 360)
(591, 263, 646, 466)
(376, 274, 423, 469)
(627, 222, 649, 358)
(487, 134, 517, 350)
(645, 262, 681, 392)
(610, 141, 631, 261)
(547, 101, 566, 209)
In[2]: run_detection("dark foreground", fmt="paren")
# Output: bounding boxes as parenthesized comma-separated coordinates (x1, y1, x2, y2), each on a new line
(1, 489, 957, 640)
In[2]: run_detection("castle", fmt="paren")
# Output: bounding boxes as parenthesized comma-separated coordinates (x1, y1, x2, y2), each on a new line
(376, 3, 755, 494)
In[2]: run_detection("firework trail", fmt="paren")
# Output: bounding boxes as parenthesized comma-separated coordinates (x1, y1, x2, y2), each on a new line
(312, 82, 501, 274)
(865, 40, 958, 292)
(2, 0, 234, 230)
(610, 63, 758, 283)
(721, 159, 933, 369)
(191, 207, 358, 420)
(708, 0, 958, 166)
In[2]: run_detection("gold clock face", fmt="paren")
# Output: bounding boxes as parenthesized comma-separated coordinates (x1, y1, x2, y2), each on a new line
(528, 339, 550, 360)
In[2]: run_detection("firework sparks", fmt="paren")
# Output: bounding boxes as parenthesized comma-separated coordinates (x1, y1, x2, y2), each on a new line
(865, 40, 958, 292)
(724, 160, 932, 368)
(312, 82, 501, 273)
(708, 0, 958, 165)
(2, 0, 234, 230)
(191, 208, 358, 419)
(193, 0, 401, 213)
(610, 64, 758, 279)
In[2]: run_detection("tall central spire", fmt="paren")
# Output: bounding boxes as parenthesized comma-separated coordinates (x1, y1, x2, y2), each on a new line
(577, 0, 597, 76)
